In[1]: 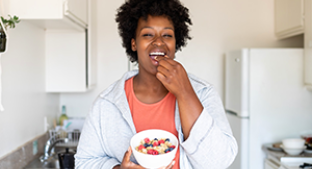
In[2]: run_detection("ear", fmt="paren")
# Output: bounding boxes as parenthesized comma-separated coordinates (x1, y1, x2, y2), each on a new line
(131, 38, 137, 51)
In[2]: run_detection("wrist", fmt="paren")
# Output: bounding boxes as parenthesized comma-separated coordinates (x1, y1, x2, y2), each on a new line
(113, 165, 121, 169)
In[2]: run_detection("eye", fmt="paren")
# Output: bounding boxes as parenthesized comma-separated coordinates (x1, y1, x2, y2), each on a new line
(163, 34, 173, 38)
(143, 34, 153, 37)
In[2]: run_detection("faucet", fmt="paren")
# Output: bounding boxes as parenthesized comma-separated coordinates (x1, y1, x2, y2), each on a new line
(40, 137, 69, 162)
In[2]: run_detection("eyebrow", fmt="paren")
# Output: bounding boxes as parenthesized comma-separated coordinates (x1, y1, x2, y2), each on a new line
(140, 26, 174, 31)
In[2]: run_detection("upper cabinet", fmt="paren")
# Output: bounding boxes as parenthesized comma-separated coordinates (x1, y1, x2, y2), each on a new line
(275, 0, 312, 90)
(275, 0, 304, 39)
(304, 0, 312, 89)
(6, 0, 96, 92)
(9, 0, 88, 31)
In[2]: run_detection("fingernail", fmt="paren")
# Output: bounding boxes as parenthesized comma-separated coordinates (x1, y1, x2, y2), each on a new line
(128, 147, 131, 152)
(154, 56, 158, 60)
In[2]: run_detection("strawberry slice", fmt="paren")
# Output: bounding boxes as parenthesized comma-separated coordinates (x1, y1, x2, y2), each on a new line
(138, 145, 145, 150)
(144, 138, 150, 143)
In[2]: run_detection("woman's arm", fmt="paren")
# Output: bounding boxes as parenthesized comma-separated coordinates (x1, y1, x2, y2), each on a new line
(180, 85, 238, 168)
(155, 56, 203, 140)
(156, 57, 237, 168)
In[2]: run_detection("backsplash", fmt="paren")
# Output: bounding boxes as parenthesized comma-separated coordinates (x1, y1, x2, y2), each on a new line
(0, 132, 49, 169)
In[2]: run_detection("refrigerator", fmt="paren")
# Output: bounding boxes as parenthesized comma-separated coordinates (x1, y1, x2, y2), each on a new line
(225, 48, 312, 169)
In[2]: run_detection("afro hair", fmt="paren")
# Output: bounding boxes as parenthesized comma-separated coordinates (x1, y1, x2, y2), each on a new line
(115, 0, 192, 62)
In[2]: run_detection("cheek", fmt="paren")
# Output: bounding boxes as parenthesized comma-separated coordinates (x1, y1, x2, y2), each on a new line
(136, 40, 150, 51)
(168, 40, 176, 54)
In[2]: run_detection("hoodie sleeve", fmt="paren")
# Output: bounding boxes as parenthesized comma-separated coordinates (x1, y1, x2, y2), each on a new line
(180, 85, 238, 169)
(75, 99, 120, 169)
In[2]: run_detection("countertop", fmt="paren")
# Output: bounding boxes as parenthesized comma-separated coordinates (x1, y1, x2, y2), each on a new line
(263, 144, 312, 169)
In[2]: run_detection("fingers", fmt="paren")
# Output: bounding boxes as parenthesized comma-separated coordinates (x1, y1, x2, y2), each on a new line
(155, 55, 176, 67)
(156, 71, 167, 83)
(122, 147, 132, 163)
(155, 55, 177, 77)
(167, 160, 175, 169)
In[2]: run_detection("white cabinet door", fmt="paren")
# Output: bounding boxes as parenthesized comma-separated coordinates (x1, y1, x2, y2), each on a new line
(65, 0, 88, 24)
(264, 159, 280, 169)
(9, 0, 87, 30)
(9, 0, 63, 19)
(45, 30, 86, 92)
(275, 0, 304, 39)
(304, 0, 312, 90)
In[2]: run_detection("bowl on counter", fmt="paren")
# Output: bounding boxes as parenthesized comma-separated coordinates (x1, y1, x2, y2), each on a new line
(280, 145, 306, 155)
(130, 129, 178, 169)
(282, 138, 305, 149)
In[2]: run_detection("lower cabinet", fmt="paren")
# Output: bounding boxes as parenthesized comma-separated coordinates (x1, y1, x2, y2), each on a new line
(264, 159, 280, 169)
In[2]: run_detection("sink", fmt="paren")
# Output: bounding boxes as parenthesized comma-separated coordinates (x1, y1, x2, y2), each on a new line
(25, 130, 79, 169)
(24, 155, 60, 169)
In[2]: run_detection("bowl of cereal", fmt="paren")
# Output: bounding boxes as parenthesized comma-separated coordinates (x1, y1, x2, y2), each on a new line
(130, 129, 179, 169)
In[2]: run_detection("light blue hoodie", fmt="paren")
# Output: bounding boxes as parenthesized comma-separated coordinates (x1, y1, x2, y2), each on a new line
(75, 70, 237, 169)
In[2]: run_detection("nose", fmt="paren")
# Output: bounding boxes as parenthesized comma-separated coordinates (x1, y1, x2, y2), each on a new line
(152, 36, 164, 47)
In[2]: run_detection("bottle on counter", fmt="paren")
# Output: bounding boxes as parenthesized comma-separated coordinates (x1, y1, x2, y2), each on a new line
(59, 105, 68, 127)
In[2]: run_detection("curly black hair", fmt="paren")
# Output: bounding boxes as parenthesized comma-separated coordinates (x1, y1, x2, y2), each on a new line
(116, 0, 192, 62)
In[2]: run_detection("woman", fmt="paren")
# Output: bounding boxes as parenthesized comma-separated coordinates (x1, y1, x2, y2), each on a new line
(75, 0, 237, 168)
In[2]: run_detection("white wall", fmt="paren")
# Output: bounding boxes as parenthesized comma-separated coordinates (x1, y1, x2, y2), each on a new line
(0, 22, 59, 158)
(60, 0, 304, 117)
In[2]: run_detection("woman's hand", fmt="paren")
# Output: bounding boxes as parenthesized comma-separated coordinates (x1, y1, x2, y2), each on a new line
(155, 55, 203, 140)
(155, 55, 193, 98)
(113, 147, 145, 169)
(113, 147, 176, 169)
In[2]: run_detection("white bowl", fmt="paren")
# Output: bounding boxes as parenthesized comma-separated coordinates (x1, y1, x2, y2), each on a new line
(280, 145, 305, 155)
(130, 129, 179, 169)
(282, 138, 305, 149)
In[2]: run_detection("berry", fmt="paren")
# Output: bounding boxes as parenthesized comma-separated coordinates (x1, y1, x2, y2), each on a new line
(158, 140, 165, 144)
(154, 138, 158, 141)
(147, 149, 154, 154)
(143, 143, 152, 148)
(138, 145, 144, 150)
(169, 145, 176, 149)
(144, 138, 150, 143)
(153, 141, 159, 147)
(165, 138, 170, 142)
(152, 150, 159, 155)
(165, 149, 170, 153)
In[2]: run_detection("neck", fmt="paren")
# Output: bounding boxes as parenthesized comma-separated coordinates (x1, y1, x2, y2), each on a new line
(134, 71, 168, 95)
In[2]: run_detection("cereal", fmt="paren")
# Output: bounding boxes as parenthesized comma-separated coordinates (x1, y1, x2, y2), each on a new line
(135, 138, 176, 155)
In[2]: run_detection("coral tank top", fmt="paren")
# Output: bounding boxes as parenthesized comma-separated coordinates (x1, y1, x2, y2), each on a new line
(125, 77, 180, 169)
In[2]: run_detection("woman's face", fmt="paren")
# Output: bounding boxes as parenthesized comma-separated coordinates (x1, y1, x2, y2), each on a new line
(131, 15, 176, 75)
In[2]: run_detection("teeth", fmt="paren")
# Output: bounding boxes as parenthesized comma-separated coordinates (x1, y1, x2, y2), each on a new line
(150, 52, 165, 56)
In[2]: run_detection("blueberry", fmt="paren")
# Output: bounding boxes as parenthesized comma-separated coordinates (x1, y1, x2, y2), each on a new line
(165, 149, 170, 153)
(143, 143, 149, 147)
(169, 147, 174, 151)
(165, 138, 170, 142)
(154, 138, 158, 141)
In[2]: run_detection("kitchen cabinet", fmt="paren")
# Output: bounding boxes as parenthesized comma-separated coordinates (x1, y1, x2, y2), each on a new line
(8, 0, 96, 92)
(304, 0, 312, 90)
(45, 29, 96, 92)
(8, 0, 87, 31)
(274, 0, 304, 39)
(264, 159, 280, 169)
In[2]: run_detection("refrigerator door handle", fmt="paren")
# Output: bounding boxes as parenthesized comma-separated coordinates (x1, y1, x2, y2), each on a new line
(226, 110, 238, 116)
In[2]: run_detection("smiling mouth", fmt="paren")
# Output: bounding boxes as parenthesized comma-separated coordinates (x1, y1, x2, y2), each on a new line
(149, 52, 165, 60)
